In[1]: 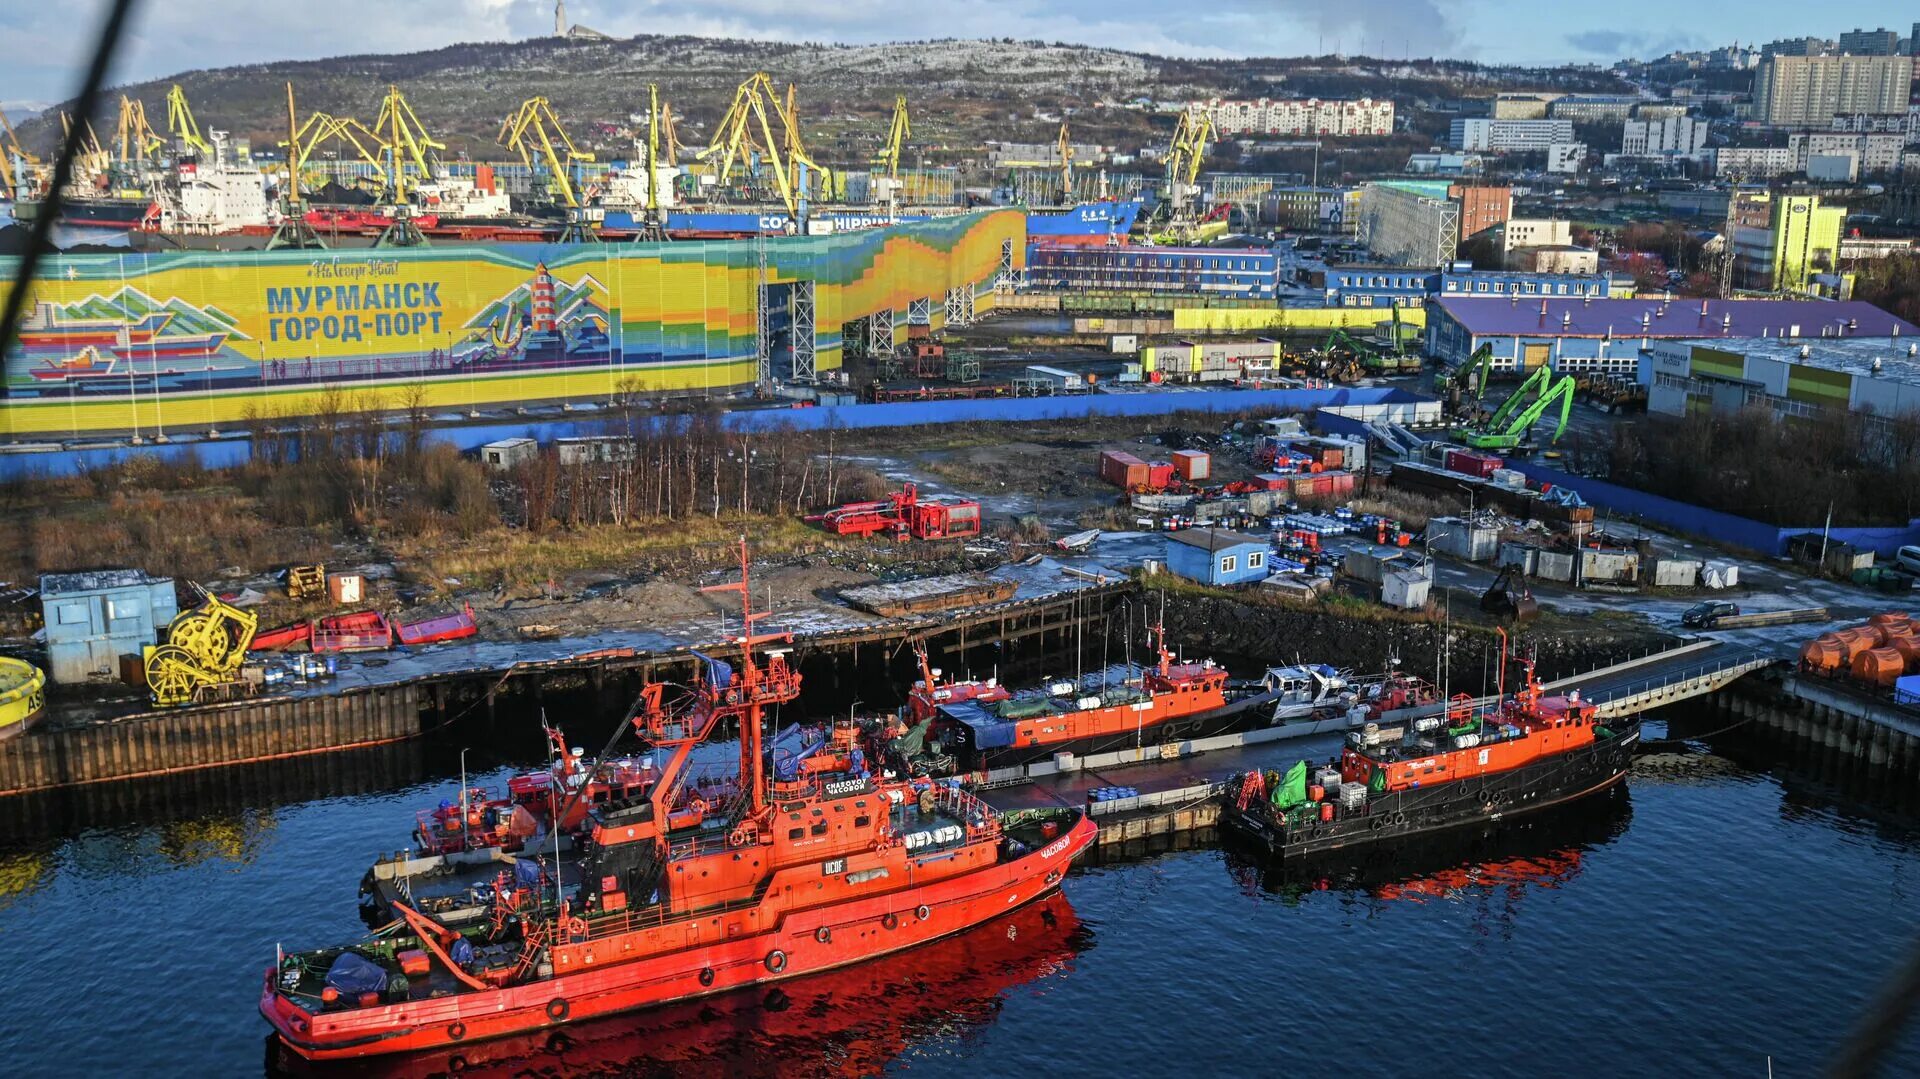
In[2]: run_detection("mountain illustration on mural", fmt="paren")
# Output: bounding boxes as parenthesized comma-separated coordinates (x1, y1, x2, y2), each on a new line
(53, 286, 247, 340)
(462, 264, 609, 352)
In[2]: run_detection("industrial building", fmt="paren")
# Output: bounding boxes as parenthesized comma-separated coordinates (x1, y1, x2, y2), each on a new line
(1509, 246, 1601, 274)
(1320, 264, 1616, 307)
(1450, 119, 1576, 153)
(1355, 181, 1510, 267)
(1259, 187, 1361, 234)
(1713, 146, 1798, 178)
(1621, 116, 1710, 159)
(1425, 297, 1917, 376)
(40, 571, 179, 685)
(1499, 219, 1571, 256)
(1024, 245, 1281, 296)
(1728, 192, 1847, 293)
(1647, 335, 1920, 420)
(1358, 181, 1460, 266)
(1195, 98, 1394, 137)
(1751, 54, 1914, 126)
(1165, 529, 1270, 587)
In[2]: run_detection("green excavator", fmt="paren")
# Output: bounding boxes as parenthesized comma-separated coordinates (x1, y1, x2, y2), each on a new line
(1450, 361, 1577, 453)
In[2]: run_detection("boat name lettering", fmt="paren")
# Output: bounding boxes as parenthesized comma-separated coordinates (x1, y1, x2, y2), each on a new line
(305, 259, 400, 280)
(1039, 836, 1072, 860)
(822, 858, 846, 875)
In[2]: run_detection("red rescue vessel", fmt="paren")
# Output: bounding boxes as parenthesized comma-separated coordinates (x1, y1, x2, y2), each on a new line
(263, 541, 1094, 1060)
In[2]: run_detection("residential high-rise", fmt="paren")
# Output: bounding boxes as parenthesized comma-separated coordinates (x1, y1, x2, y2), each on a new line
(1837, 28, 1900, 56)
(1752, 54, 1914, 126)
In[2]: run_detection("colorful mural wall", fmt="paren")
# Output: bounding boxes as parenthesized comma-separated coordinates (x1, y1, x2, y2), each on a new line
(0, 210, 1024, 438)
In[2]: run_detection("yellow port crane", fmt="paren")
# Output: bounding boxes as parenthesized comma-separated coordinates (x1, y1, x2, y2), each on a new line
(873, 94, 910, 178)
(165, 84, 213, 158)
(498, 96, 593, 208)
(114, 95, 164, 171)
(698, 71, 830, 219)
(368, 83, 444, 203)
(58, 112, 112, 184)
(270, 83, 328, 249)
(1055, 121, 1074, 203)
(1165, 105, 1214, 193)
(1, 108, 41, 198)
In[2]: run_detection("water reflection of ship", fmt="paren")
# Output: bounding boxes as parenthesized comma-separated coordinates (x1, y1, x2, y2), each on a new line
(1227, 784, 1632, 906)
(266, 889, 1086, 1079)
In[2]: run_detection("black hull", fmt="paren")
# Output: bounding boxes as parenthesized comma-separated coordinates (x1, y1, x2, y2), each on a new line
(1220, 723, 1641, 858)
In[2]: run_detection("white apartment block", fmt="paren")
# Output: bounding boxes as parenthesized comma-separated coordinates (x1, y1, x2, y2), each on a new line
(1195, 98, 1394, 137)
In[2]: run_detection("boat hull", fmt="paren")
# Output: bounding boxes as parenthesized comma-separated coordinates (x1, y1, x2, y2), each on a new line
(1220, 723, 1640, 858)
(969, 688, 1286, 769)
(263, 813, 1095, 1060)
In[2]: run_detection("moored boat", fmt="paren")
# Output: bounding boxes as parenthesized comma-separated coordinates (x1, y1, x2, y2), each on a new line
(263, 542, 1095, 1060)
(1220, 644, 1638, 859)
(875, 626, 1273, 774)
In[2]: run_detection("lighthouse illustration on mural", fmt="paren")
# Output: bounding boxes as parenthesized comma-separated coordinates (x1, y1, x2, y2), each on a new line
(468, 260, 614, 365)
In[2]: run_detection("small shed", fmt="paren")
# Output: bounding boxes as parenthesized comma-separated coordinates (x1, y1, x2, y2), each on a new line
(554, 436, 638, 466)
(480, 438, 538, 470)
(1166, 528, 1270, 587)
(39, 570, 178, 684)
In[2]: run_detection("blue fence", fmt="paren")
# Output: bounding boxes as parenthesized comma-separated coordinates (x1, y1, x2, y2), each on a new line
(0, 386, 1414, 482)
(1506, 461, 1920, 558)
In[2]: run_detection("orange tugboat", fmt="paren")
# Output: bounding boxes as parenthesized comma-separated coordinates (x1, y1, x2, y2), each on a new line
(1221, 635, 1638, 858)
(262, 541, 1095, 1061)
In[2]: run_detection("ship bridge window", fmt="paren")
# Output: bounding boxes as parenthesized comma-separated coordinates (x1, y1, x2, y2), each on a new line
(789, 813, 801, 821)
(788, 828, 804, 841)
(811, 822, 828, 836)
(855, 815, 871, 828)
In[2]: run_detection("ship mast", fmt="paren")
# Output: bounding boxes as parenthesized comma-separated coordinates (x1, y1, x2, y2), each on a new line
(698, 536, 791, 815)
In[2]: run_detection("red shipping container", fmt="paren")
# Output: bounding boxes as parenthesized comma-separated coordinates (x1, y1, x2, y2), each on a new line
(1172, 449, 1211, 481)
(1313, 446, 1345, 469)
(1251, 473, 1287, 491)
(1445, 450, 1501, 479)
(1326, 471, 1356, 495)
(1099, 451, 1148, 489)
(1148, 463, 1175, 489)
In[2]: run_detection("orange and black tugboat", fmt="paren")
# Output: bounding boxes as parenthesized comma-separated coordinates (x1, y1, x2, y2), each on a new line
(877, 623, 1272, 775)
(1220, 638, 1638, 859)
(262, 542, 1095, 1061)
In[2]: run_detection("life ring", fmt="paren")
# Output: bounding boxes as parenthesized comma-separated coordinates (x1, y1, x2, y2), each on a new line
(730, 828, 751, 848)
(765, 950, 787, 974)
(447, 1020, 468, 1042)
(815, 926, 832, 944)
(689, 797, 708, 815)
(447, 1054, 468, 1073)
(1392, 813, 1406, 826)
(564, 917, 588, 940)
(881, 912, 898, 930)
(1369, 817, 1384, 831)
(545, 998, 570, 1022)
(915, 904, 931, 922)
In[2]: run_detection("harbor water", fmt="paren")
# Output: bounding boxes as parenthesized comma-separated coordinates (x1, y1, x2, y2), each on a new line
(1, 699, 1917, 1077)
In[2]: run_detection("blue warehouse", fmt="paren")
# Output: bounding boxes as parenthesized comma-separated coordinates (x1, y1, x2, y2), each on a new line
(1026, 245, 1281, 297)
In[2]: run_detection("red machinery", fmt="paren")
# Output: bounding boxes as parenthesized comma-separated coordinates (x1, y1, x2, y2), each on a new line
(806, 483, 982, 541)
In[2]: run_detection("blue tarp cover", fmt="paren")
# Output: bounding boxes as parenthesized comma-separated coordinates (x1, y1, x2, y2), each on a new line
(1896, 675, 1920, 707)
(324, 952, 388, 996)
(450, 938, 476, 967)
(692, 651, 733, 689)
(513, 859, 543, 888)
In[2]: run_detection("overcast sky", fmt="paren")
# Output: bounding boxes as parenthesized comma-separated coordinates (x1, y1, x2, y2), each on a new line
(4, 0, 1913, 109)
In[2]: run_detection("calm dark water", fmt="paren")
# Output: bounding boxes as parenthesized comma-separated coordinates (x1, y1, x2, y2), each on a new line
(2, 703, 1919, 1078)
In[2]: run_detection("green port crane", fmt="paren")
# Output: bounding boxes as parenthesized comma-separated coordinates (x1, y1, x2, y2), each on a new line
(1451, 363, 1577, 452)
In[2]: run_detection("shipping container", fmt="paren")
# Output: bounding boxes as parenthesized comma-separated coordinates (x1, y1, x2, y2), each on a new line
(1148, 463, 1176, 489)
(1250, 473, 1289, 491)
(1099, 451, 1149, 489)
(1172, 449, 1211, 482)
(1444, 449, 1502, 479)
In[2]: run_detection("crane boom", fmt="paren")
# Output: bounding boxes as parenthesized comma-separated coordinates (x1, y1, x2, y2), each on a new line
(165, 84, 212, 158)
(874, 94, 910, 178)
(498, 96, 592, 208)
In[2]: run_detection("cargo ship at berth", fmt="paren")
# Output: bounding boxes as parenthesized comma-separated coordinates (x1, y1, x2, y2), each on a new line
(875, 627, 1273, 775)
(1024, 197, 1142, 245)
(1220, 641, 1639, 859)
(262, 542, 1095, 1061)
